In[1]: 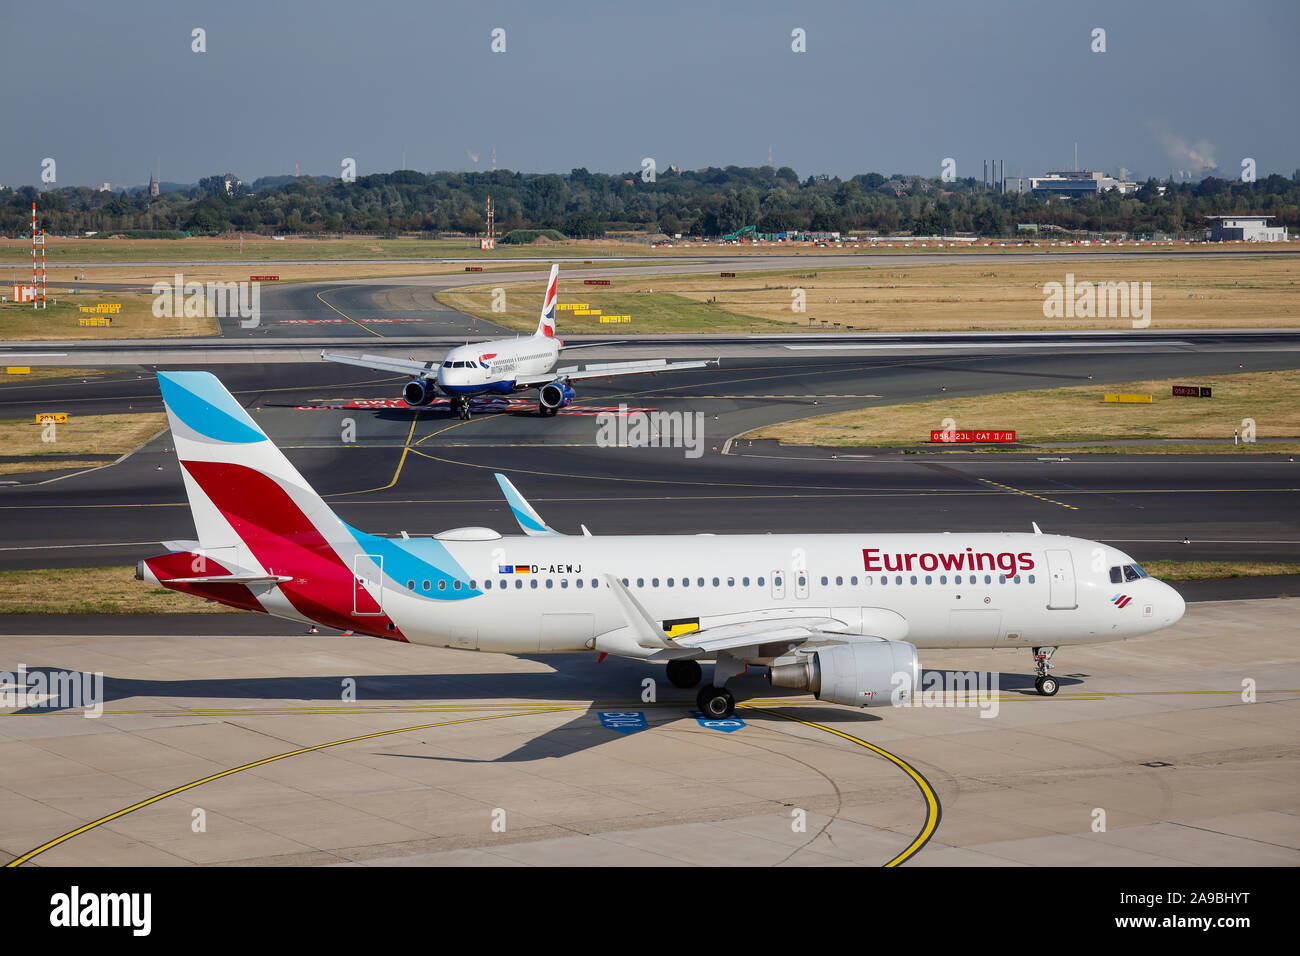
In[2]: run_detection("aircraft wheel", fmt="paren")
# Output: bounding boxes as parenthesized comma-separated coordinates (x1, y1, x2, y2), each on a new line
(1034, 675, 1059, 696)
(696, 685, 735, 719)
(666, 659, 702, 689)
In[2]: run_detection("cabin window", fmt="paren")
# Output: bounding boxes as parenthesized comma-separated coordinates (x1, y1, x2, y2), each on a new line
(850, 576, 858, 585)
(545, 579, 553, 589)
(895, 576, 903, 585)
(835, 576, 843, 586)
(940, 575, 947, 585)
(998, 575, 1006, 584)
(880, 576, 888, 586)
(727, 577, 735, 587)
(560, 579, 568, 589)
(758, 576, 766, 587)
(667, 578, 674, 587)
(530, 580, 538, 589)
(682, 577, 689, 588)
(652, 578, 660, 587)
(407, 580, 415, 590)
(622, 578, 629, 586)
(712, 577, 720, 587)
(821, 576, 829, 586)
(636, 578, 644, 588)
(576, 579, 584, 588)
(1028, 575, 1036, 584)
(422, 580, 430, 591)
(984, 574, 992, 584)
(1013, 575, 1021, 584)
(925, 575, 932, 585)
(453, 580, 462, 590)
(515, 579, 523, 589)
(910, 575, 917, 585)
(742, 576, 750, 586)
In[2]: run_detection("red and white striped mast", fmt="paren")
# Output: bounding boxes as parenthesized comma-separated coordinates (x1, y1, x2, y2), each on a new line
(31, 202, 37, 310)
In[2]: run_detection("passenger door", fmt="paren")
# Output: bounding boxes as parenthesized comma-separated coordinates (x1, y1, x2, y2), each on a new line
(1045, 549, 1077, 610)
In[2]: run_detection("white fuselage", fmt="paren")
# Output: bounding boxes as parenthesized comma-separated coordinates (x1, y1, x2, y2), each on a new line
(436, 335, 561, 395)
(362, 532, 1185, 660)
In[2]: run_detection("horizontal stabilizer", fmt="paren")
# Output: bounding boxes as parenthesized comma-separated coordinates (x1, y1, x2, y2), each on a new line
(165, 574, 293, 585)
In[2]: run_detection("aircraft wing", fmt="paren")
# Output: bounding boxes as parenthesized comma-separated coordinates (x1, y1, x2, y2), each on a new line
(672, 617, 851, 655)
(320, 351, 439, 379)
(513, 357, 719, 387)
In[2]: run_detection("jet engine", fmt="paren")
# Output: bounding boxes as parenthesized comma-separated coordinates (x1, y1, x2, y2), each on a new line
(768, 640, 919, 707)
(402, 378, 438, 406)
(539, 380, 575, 410)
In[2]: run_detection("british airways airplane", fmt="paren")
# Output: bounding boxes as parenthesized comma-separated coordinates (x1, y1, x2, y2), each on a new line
(322, 264, 718, 419)
(139, 371, 1186, 717)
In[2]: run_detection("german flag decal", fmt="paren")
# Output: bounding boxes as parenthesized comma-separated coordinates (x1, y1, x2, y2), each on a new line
(662, 616, 700, 638)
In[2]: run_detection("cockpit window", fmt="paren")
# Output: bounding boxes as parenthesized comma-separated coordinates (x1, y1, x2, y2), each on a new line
(1125, 563, 1148, 581)
(442, 361, 452, 368)
(1109, 566, 1123, 584)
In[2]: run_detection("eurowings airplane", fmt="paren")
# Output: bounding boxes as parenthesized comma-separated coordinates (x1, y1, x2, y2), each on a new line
(321, 264, 718, 419)
(139, 371, 1186, 717)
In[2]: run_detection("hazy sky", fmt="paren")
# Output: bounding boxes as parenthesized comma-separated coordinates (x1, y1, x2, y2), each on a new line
(3, 0, 1297, 188)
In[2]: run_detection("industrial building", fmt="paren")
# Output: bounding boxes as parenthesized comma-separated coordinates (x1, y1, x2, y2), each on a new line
(1030, 170, 1138, 198)
(1205, 215, 1288, 242)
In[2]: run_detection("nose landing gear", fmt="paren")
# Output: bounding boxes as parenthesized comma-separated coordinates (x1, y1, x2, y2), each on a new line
(1032, 646, 1059, 696)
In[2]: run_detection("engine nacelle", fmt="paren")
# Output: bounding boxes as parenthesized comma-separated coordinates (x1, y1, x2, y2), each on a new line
(539, 380, 575, 410)
(768, 640, 919, 708)
(403, 378, 438, 407)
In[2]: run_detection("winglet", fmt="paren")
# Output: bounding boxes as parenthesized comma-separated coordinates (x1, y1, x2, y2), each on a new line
(602, 574, 677, 650)
(1032, 522, 1043, 535)
(495, 473, 562, 536)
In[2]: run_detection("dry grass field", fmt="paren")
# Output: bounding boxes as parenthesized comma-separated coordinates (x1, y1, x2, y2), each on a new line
(0, 566, 237, 614)
(745, 369, 1300, 449)
(441, 256, 1300, 333)
(0, 412, 167, 459)
(0, 294, 216, 339)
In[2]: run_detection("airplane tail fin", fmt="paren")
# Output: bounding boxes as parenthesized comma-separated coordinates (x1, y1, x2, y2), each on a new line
(535, 263, 560, 338)
(155, 371, 337, 556)
(144, 371, 423, 637)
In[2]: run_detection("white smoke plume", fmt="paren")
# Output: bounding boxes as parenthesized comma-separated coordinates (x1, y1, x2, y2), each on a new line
(1150, 122, 1219, 176)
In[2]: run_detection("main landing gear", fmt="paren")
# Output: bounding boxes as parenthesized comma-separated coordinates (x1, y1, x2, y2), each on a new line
(697, 685, 735, 719)
(449, 397, 472, 421)
(693, 651, 747, 718)
(1032, 645, 1059, 696)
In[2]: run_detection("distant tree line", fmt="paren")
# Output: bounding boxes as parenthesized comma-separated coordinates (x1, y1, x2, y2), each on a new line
(3, 165, 1298, 239)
